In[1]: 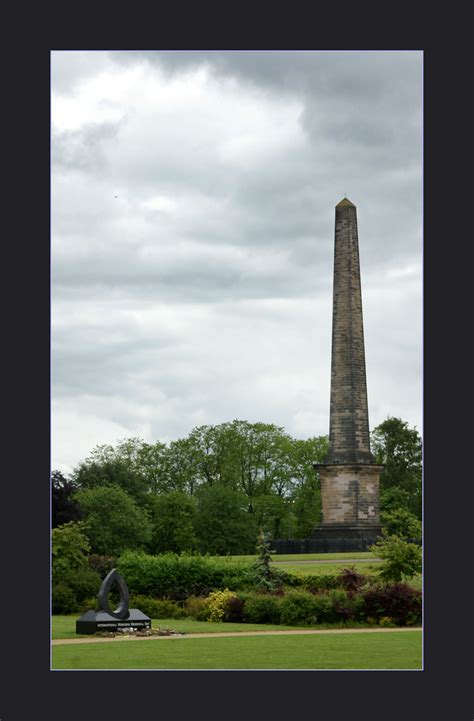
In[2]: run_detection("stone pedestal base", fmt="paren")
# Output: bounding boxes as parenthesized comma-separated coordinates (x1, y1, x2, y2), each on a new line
(310, 524, 383, 552)
(76, 609, 151, 635)
(314, 462, 384, 526)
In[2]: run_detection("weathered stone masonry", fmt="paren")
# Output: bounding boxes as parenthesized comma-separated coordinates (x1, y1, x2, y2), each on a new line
(312, 198, 383, 546)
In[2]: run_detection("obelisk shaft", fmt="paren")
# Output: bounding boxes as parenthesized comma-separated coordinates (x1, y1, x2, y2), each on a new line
(313, 198, 382, 538)
(326, 198, 373, 464)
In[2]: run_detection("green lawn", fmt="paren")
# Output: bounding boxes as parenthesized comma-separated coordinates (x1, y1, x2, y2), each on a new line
(52, 615, 314, 640)
(277, 561, 380, 575)
(216, 552, 376, 562)
(52, 629, 422, 670)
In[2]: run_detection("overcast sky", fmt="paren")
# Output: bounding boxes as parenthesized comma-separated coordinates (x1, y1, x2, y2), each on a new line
(51, 50, 423, 475)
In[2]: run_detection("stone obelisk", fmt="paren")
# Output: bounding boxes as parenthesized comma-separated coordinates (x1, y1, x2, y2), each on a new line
(312, 197, 383, 550)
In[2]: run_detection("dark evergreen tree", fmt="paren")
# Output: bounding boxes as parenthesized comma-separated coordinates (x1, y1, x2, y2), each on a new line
(51, 470, 83, 528)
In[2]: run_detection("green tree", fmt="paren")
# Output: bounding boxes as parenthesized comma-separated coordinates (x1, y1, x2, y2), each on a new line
(134, 440, 169, 494)
(146, 491, 197, 554)
(72, 438, 169, 501)
(370, 534, 422, 582)
(52, 470, 83, 528)
(291, 475, 321, 538)
(252, 494, 287, 539)
(380, 486, 412, 514)
(371, 417, 422, 518)
(381, 508, 422, 541)
(224, 420, 293, 499)
(163, 437, 202, 494)
(72, 456, 149, 505)
(194, 485, 257, 555)
(250, 528, 277, 590)
(75, 485, 152, 556)
(288, 436, 328, 538)
(52, 521, 90, 580)
(51, 522, 101, 612)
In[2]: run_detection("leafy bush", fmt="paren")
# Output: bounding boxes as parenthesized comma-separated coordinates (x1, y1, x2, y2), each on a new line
(184, 596, 211, 621)
(129, 595, 186, 619)
(328, 589, 365, 623)
(117, 551, 251, 599)
(379, 616, 396, 627)
(78, 597, 98, 613)
(52, 584, 79, 614)
(279, 591, 320, 625)
(205, 589, 238, 621)
(308, 593, 334, 623)
(337, 567, 367, 595)
(287, 572, 340, 592)
(370, 534, 422, 582)
(67, 567, 101, 603)
(225, 595, 245, 622)
(88, 554, 117, 576)
(277, 589, 364, 626)
(242, 593, 281, 624)
(362, 582, 422, 625)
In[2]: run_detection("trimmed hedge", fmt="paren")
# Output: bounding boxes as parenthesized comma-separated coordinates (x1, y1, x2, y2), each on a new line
(117, 551, 252, 599)
(129, 595, 187, 619)
(290, 572, 342, 592)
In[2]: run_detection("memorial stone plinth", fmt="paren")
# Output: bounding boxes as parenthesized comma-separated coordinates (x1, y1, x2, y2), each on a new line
(75, 568, 151, 635)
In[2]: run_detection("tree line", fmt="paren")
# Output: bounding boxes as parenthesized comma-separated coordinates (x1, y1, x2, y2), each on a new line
(52, 417, 422, 557)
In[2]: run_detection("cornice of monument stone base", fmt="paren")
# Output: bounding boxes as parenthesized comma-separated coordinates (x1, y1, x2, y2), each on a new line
(313, 462, 385, 472)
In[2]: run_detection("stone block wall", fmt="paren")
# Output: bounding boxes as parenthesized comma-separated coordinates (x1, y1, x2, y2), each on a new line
(317, 463, 383, 525)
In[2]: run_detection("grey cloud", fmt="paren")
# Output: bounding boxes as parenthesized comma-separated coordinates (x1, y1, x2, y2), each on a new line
(52, 51, 113, 94)
(52, 51, 422, 471)
(110, 50, 420, 102)
(52, 120, 124, 172)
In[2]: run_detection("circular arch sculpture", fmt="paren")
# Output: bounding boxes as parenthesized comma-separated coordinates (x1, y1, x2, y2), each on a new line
(75, 568, 151, 635)
(97, 568, 130, 620)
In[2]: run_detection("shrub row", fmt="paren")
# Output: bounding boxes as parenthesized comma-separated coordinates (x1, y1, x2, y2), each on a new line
(115, 552, 372, 600)
(183, 584, 421, 627)
(53, 581, 420, 627)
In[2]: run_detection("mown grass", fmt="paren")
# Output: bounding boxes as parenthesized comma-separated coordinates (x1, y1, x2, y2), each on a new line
(52, 615, 313, 640)
(52, 629, 422, 670)
(215, 551, 375, 562)
(279, 561, 379, 575)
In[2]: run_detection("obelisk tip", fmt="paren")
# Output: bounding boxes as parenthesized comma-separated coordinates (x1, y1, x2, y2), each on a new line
(336, 197, 355, 208)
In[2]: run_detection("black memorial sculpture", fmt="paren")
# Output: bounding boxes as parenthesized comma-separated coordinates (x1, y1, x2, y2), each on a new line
(75, 568, 151, 634)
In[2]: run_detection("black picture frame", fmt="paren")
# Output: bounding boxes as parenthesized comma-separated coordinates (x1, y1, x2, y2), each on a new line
(3, 3, 472, 720)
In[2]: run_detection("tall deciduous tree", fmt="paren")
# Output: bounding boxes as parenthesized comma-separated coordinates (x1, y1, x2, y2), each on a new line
(75, 485, 152, 556)
(194, 485, 257, 555)
(52, 521, 90, 579)
(146, 491, 197, 554)
(371, 417, 422, 518)
(52, 470, 83, 527)
(288, 436, 328, 538)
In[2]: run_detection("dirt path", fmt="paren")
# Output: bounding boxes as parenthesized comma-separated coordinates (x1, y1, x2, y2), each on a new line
(52, 627, 420, 646)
